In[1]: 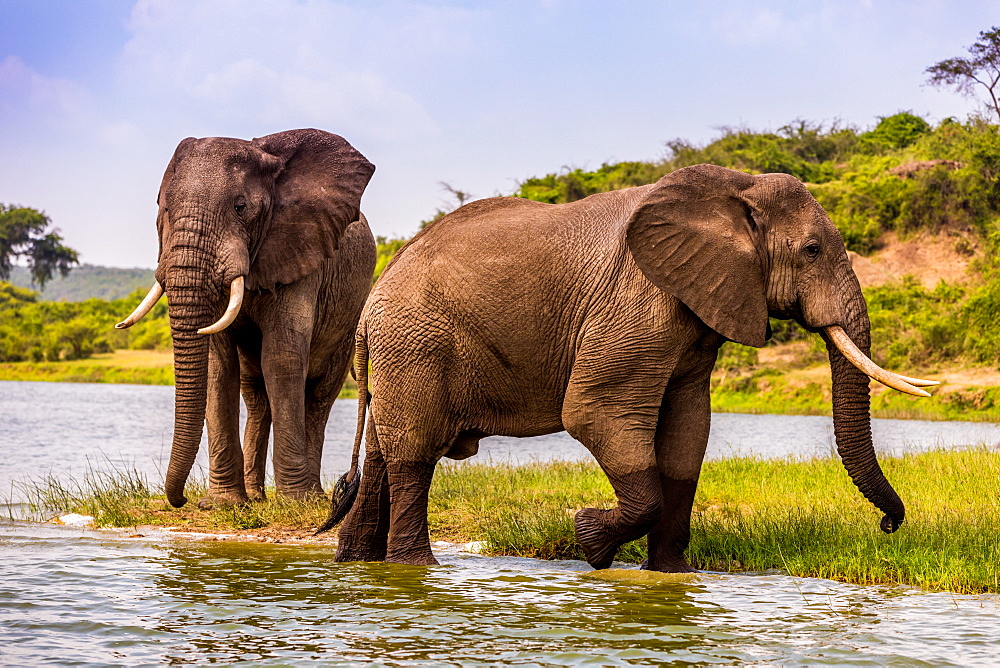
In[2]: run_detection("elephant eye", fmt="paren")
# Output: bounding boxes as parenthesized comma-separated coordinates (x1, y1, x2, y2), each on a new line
(234, 197, 247, 216)
(803, 241, 820, 260)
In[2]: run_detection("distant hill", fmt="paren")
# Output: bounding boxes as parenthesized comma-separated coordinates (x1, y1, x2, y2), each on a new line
(8, 264, 155, 302)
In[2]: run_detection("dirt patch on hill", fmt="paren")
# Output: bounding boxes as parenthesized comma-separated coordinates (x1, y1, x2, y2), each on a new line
(849, 231, 979, 289)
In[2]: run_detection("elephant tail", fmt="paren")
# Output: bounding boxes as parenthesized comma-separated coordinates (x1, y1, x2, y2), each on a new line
(315, 325, 370, 536)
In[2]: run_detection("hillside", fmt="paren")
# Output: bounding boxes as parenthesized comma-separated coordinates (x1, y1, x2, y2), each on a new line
(7, 264, 155, 301)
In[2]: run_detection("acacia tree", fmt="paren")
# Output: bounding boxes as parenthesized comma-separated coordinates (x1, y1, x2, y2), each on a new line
(0, 204, 79, 288)
(926, 26, 1000, 123)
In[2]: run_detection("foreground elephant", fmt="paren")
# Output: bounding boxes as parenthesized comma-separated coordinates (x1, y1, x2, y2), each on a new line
(320, 164, 936, 571)
(118, 129, 376, 508)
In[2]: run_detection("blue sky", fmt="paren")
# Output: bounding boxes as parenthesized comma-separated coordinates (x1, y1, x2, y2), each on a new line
(0, 0, 994, 268)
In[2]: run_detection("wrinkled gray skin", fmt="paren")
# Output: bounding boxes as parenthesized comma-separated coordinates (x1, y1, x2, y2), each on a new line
(154, 129, 375, 509)
(332, 164, 905, 571)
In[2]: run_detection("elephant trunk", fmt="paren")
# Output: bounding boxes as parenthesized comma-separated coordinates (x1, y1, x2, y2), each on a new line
(161, 241, 222, 507)
(824, 304, 905, 533)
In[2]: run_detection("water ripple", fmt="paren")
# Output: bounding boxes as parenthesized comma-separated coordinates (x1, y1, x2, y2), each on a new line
(1, 522, 999, 665)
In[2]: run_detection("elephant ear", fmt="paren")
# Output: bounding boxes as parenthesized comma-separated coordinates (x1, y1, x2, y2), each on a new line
(625, 164, 768, 347)
(248, 129, 375, 291)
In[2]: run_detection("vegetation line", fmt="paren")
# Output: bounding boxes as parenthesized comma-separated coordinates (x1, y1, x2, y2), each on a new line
(13, 448, 1000, 595)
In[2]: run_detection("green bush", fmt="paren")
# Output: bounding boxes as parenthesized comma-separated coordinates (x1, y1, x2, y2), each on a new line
(0, 284, 171, 362)
(857, 112, 931, 152)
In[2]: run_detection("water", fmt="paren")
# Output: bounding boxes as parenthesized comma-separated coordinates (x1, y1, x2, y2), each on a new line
(4, 380, 1000, 664)
(4, 380, 1000, 500)
(2, 521, 999, 665)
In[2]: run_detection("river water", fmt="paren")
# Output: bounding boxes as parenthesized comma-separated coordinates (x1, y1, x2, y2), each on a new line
(4, 380, 1000, 497)
(3, 380, 1000, 664)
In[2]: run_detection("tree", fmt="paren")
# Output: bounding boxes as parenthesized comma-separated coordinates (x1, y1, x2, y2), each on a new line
(0, 204, 79, 288)
(926, 26, 1000, 123)
(419, 182, 474, 229)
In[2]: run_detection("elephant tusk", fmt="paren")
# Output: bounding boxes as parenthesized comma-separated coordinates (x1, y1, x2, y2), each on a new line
(115, 282, 164, 329)
(197, 276, 245, 335)
(891, 374, 940, 388)
(824, 325, 935, 397)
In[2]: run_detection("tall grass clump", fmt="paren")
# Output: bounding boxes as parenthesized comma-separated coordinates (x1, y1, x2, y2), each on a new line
(12, 464, 164, 527)
(10, 467, 331, 532)
(431, 449, 1000, 594)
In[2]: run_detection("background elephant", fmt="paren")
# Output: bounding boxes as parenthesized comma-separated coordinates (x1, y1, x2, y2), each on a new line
(118, 129, 376, 509)
(322, 163, 935, 571)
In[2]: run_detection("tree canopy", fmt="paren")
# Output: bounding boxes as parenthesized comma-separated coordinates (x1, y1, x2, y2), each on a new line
(926, 26, 1000, 123)
(0, 204, 79, 288)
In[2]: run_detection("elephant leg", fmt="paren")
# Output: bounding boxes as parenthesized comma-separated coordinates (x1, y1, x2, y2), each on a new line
(336, 415, 391, 562)
(385, 458, 438, 566)
(201, 332, 248, 509)
(261, 325, 318, 499)
(303, 359, 349, 485)
(644, 367, 714, 573)
(573, 465, 662, 570)
(565, 406, 663, 570)
(241, 373, 271, 502)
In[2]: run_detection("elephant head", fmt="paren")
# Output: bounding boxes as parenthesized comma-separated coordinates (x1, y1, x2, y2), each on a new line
(117, 129, 374, 507)
(626, 164, 936, 533)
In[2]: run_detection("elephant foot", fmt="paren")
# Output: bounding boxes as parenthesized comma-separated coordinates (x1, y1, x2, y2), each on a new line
(335, 544, 388, 562)
(641, 557, 698, 573)
(335, 524, 388, 562)
(246, 488, 267, 503)
(385, 549, 440, 566)
(574, 507, 621, 570)
(275, 484, 325, 502)
(197, 491, 249, 510)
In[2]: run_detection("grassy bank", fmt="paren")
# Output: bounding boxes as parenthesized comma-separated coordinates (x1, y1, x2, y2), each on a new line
(0, 348, 360, 397)
(711, 371, 1000, 422)
(14, 449, 1000, 594)
(0, 346, 993, 421)
(0, 349, 175, 384)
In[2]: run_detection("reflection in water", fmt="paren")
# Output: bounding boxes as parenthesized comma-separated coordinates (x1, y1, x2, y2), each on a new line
(6, 378, 1000, 664)
(149, 541, 718, 663)
(2, 522, 1000, 665)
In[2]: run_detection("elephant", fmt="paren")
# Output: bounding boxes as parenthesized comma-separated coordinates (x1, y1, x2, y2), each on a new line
(317, 163, 938, 571)
(116, 129, 376, 509)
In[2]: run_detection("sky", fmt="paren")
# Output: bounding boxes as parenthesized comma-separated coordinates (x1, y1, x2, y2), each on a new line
(0, 0, 995, 269)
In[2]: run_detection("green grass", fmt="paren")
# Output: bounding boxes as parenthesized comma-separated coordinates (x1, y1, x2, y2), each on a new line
(11, 468, 331, 533)
(431, 450, 1000, 594)
(0, 348, 360, 397)
(0, 361, 175, 384)
(12, 464, 165, 527)
(710, 369, 1000, 422)
(15, 449, 1000, 594)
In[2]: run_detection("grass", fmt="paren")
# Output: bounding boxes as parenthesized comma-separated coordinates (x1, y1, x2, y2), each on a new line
(711, 339, 1000, 422)
(711, 373, 1000, 422)
(0, 341, 993, 420)
(0, 349, 175, 384)
(431, 451, 1000, 594)
(0, 348, 359, 397)
(11, 467, 330, 534)
(12, 449, 1000, 594)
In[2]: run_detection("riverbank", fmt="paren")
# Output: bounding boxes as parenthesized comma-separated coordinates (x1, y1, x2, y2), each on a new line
(0, 349, 359, 397)
(15, 448, 1000, 594)
(712, 340, 1000, 422)
(2, 346, 998, 420)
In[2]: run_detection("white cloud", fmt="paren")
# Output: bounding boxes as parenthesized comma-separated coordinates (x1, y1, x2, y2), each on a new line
(115, 0, 478, 141)
(0, 55, 95, 130)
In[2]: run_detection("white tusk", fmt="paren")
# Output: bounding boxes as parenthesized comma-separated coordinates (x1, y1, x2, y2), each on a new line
(197, 276, 245, 335)
(893, 374, 940, 388)
(115, 282, 164, 329)
(825, 325, 935, 398)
